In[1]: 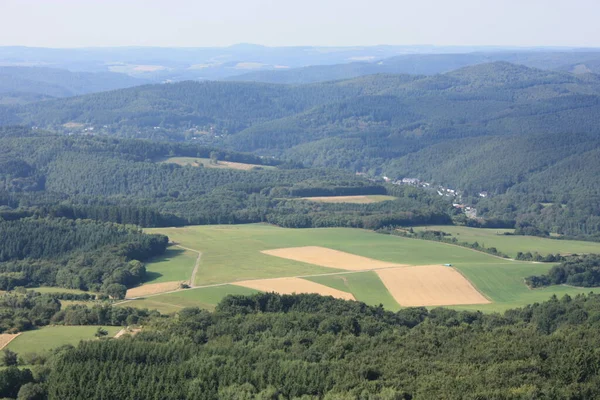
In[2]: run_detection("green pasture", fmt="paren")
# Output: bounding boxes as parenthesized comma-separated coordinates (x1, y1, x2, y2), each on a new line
(142, 224, 599, 313)
(120, 285, 260, 313)
(414, 225, 600, 258)
(144, 247, 197, 283)
(7, 326, 121, 354)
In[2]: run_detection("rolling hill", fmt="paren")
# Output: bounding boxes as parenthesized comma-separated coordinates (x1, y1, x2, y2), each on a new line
(2, 62, 600, 236)
(0, 66, 148, 103)
(229, 50, 600, 84)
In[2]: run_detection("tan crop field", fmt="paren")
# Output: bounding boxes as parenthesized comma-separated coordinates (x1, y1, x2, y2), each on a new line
(376, 265, 491, 306)
(261, 246, 405, 271)
(126, 281, 181, 298)
(0, 333, 21, 350)
(160, 157, 273, 171)
(233, 277, 355, 300)
(299, 195, 396, 204)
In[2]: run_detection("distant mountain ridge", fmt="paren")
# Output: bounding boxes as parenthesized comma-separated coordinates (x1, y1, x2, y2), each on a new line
(0, 66, 148, 103)
(228, 51, 600, 84)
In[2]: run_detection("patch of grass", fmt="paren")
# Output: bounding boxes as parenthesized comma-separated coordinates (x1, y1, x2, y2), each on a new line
(121, 285, 260, 313)
(306, 271, 400, 311)
(7, 326, 121, 354)
(453, 262, 597, 312)
(413, 225, 600, 258)
(144, 247, 197, 283)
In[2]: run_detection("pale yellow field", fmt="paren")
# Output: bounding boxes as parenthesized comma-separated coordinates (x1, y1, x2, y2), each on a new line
(161, 157, 271, 171)
(262, 246, 405, 271)
(233, 277, 355, 300)
(126, 281, 181, 298)
(0, 333, 21, 350)
(300, 195, 396, 204)
(376, 266, 490, 307)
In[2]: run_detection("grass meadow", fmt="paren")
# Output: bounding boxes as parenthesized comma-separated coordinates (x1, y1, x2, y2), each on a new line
(7, 326, 121, 354)
(132, 224, 600, 313)
(413, 225, 600, 258)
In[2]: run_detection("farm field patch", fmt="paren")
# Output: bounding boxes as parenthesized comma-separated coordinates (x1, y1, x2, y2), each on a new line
(298, 195, 396, 204)
(120, 285, 260, 313)
(413, 225, 600, 258)
(376, 265, 490, 306)
(233, 277, 355, 300)
(7, 326, 121, 354)
(262, 246, 404, 270)
(306, 271, 400, 310)
(144, 247, 197, 283)
(126, 281, 181, 298)
(0, 334, 20, 350)
(144, 224, 600, 312)
(160, 156, 273, 171)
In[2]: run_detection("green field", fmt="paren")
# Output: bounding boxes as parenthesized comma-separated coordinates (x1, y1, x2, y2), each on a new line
(148, 225, 503, 288)
(160, 156, 274, 171)
(120, 285, 259, 313)
(134, 224, 600, 313)
(7, 326, 121, 354)
(306, 271, 401, 311)
(413, 225, 600, 258)
(144, 247, 197, 283)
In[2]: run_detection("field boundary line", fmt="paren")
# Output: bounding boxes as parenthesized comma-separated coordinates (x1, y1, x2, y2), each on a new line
(173, 244, 202, 287)
(0, 333, 21, 350)
(386, 233, 526, 262)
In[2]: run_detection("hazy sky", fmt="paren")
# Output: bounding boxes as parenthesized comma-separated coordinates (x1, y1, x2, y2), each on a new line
(1, 0, 599, 48)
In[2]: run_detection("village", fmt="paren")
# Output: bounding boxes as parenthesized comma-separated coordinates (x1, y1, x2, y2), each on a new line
(379, 175, 489, 219)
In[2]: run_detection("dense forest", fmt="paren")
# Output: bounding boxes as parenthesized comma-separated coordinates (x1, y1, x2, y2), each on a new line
(0, 289, 152, 333)
(526, 255, 600, 288)
(0, 217, 168, 293)
(2, 62, 600, 237)
(0, 127, 454, 230)
(1, 292, 600, 398)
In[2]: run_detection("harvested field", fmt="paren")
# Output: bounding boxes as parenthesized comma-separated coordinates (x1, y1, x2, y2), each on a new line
(233, 277, 355, 300)
(376, 265, 490, 306)
(0, 333, 20, 350)
(300, 195, 395, 204)
(262, 246, 404, 271)
(126, 281, 181, 298)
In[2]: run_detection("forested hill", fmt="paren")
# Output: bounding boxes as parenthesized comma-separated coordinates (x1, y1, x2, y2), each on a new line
(17, 292, 600, 398)
(0, 128, 452, 230)
(0, 66, 147, 104)
(228, 50, 600, 84)
(3, 63, 600, 237)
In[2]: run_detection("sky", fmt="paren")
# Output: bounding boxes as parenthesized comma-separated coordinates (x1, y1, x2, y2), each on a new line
(0, 0, 599, 48)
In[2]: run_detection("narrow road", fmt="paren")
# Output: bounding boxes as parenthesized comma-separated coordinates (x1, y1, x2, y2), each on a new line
(175, 244, 202, 288)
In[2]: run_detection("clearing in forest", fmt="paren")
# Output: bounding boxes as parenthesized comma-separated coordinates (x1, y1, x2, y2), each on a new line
(126, 281, 182, 298)
(160, 157, 273, 171)
(233, 277, 355, 300)
(299, 195, 396, 204)
(261, 246, 405, 271)
(376, 265, 490, 306)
